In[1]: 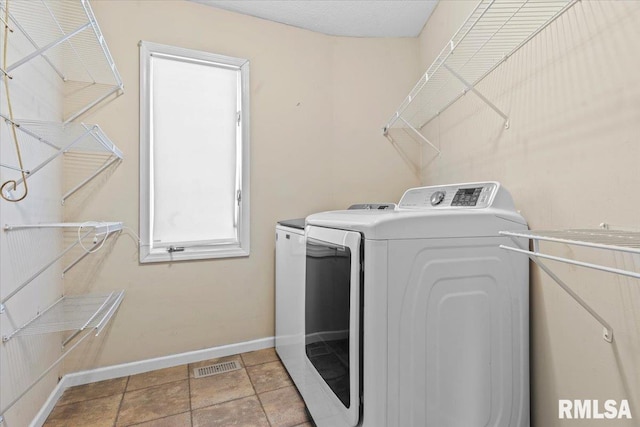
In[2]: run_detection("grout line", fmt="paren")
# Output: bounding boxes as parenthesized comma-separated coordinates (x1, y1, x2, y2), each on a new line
(113, 376, 130, 427)
(49, 351, 299, 426)
(193, 393, 256, 411)
(125, 376, 189, 394)
(242, 365, 273, 427)
(254, 391, 273, 427)
(188, 364, 193, 427)
(52, 381, 129, 409)
(122, 410, 192, 427)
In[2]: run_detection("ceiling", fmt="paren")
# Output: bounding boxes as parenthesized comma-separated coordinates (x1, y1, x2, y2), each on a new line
(190, 1, 439, 38)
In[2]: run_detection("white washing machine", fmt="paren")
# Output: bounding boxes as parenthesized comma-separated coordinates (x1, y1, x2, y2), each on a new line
(301, 182, 529, 427)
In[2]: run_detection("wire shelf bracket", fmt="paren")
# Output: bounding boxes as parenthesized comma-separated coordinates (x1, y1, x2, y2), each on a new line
(382, 0, 578, 163)
(499, 228, 640, 343)
(0, 0, 124, 123)
(0, 291, 125, 422)
(0, 116, 123, 204)
(442, 64, 510, 129)
(0, 221, 123, 313)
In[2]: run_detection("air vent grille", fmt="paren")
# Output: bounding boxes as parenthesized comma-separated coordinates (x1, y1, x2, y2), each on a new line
(193, 360, 241, 378)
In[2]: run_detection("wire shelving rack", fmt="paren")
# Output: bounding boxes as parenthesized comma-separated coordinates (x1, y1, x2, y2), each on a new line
(500, 228, 640, 343)
(1, 221, 123, 313)
(0, 117, 123, 203)
(0, 0, 124, 123)
(383, 0, 577, 174)
(0, 291, 125, 421)
(0, 1, 125, 423)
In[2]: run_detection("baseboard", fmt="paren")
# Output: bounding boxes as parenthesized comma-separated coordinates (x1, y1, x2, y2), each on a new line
(29, 379, 69, 427)
(30, 336, 274, 427)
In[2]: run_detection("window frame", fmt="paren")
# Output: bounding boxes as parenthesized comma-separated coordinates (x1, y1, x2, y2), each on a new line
(139, 40, 250, 263)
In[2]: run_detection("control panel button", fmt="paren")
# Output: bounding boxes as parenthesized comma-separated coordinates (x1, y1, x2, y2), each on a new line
(451, 187, 484, 207)
(430, 191, 445, 206)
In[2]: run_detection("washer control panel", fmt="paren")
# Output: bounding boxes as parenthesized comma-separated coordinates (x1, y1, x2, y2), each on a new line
(451, 187, 483, 206)
(398, 182, 499, 209)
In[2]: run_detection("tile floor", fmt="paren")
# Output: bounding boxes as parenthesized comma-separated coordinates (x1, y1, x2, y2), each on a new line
(44, 348, 313, 427)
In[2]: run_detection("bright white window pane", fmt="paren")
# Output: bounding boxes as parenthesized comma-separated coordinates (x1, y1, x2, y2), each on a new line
(139, 41, 250, 263)
(151, 57, 238, 245)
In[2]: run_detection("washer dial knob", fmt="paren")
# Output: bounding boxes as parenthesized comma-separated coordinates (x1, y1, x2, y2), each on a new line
(430, 191, 445, 206)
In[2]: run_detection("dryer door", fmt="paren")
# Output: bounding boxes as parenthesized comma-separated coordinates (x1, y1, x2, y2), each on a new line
(304, 225, 361, 427)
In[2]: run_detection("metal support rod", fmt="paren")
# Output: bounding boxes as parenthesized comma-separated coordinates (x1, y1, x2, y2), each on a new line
(384, 133, 421, 178)
(84, 123, 123, 157)
(0, 163, 29, 174)
(501, 230, 640, 256)
(4, 222, 122, 232)
(0, 9, 13, 32)
(0, 114, 61, 150)
(383, 112, 401, 135)
(42, 0, 96, 84)
(2, 296, 64, 342)
(81, 0, 124, 88)
(0, 5, 66, 80)
(385, 0, 494, 130)
(64, 84, 122, 124)
(62, 229, 120, 274)
(443, 64, 509, 128)
(61, 156, 120, 204)
(500, 244, 640, 280)
(398, 116, 440, 154)
(0, 328, 95, 420)
(95, 291, 125, 335)
(0, 230, 93, 306)
(530, 252, 614, 343)
(0, 66, 11, 79)
(62, 291, 115, 347)
(2, 126, 93, 194)
(501, 239, 614, 343)
(6, 21, 91, 73)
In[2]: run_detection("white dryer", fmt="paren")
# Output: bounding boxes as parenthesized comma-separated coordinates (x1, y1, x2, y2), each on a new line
(275, 219, 307, 394)
(301, 182, 529, 427)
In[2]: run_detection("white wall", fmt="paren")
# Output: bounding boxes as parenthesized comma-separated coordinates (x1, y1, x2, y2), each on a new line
(0, 22, 63, 426)
(418, 2, 640, 425)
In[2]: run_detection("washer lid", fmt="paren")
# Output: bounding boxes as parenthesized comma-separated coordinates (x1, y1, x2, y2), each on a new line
(277, 218, 306, 230)
(306, 182, 527, 240)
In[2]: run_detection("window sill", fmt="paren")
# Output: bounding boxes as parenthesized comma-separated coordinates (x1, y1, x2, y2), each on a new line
(139, 245, 250, 263)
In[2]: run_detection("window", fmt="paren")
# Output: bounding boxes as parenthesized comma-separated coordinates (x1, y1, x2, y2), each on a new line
(139, 41, 250, 263)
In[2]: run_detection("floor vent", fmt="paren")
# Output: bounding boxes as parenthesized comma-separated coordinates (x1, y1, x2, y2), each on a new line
(193, 360, 241, 378)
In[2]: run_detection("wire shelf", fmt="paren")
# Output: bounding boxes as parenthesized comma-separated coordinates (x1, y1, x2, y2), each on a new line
(0, 117, 123, 203)
(0, 290, 124, 421)
(500, 227, 640, 343)
(384, 0, 576, 141)
(0, 0, 124, 123)
(500, 229, 640, 255)
(500, 228, 640, 279)
(1, 221, 123, 310)
(2, 290, 124, 342)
